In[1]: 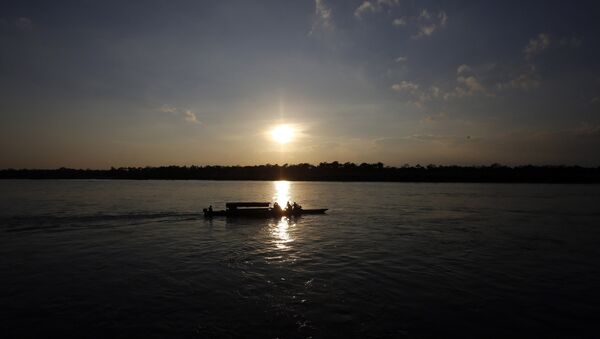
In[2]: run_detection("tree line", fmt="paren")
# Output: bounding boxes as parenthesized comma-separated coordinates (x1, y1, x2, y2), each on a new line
(1, 162, 600, 182)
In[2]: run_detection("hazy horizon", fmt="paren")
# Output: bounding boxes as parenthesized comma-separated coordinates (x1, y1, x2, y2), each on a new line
(2, 1, 600, 168)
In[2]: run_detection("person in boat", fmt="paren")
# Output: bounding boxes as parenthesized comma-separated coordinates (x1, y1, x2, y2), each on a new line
(273, 202, 282, 214)
(208, 205, 213, 212)
(286, 201, 292, 212)
(292, 202, 301, 211)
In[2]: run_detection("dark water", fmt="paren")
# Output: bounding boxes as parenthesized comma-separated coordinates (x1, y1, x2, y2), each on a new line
(1, 180, 600, 338)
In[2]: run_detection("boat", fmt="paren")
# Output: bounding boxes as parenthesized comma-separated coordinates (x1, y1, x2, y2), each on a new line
(203, 201, 327, 218)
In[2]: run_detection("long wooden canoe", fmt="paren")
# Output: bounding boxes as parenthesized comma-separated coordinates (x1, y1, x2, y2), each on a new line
(203, 207, 327, 218)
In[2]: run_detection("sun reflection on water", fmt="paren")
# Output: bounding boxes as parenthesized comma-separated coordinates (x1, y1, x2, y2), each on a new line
(272, 217, 294, 250)
(273, 180, 291, 207)
(271, 181, 295, 250)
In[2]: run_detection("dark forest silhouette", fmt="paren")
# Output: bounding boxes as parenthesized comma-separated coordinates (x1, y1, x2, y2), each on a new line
(1, 162, 600, 183)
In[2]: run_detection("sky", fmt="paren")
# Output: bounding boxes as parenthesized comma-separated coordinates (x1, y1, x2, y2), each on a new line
(1, 0, 600, 168)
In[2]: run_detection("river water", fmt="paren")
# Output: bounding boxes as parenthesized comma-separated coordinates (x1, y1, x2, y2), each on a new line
(1, 180, 600, 338)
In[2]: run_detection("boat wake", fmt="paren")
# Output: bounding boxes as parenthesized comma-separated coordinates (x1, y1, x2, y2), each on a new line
(1, 211, 201, 233)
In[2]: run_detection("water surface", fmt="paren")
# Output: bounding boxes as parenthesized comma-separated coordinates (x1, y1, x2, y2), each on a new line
(1, 180, 600, 337)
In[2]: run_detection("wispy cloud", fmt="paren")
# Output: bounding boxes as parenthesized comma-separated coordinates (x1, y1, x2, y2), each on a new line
(421, 111, 447, 124)
(1, 17, 34, 31)
(497, 32, 583, 91)
(391, 63, 496, 108)
(354, 1, 377, 18)
(310, 0, 334, 35)
(559, 36, 583, 47)
(391, 81, 419, 93)
(160, 105, 200, 124)
(391, 80, 444, 108)
(354, 0, 400, 19)
(14, 17, 33, 31)
(454, 64, 487, 96)
(159, 105, 177, 114)
(456, 76, 485, 95)
(523, 33, 551, 60)
(523, 33, 582, 60)
(412, 10, 447, 39)
(496, 65, 540, 91)
(183, 110, 199, 124)
(354, 3, 446, 38)
(392, 17, 407, 26)
(443, 64, 492, 99)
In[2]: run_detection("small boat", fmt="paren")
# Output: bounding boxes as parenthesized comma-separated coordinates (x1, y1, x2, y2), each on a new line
(203, 201, 327, 218)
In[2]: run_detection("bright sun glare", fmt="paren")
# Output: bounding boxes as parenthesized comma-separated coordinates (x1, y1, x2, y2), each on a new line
(271, 125, 294, 144)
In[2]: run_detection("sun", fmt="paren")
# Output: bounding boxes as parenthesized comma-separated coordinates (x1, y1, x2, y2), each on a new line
(271, 125, 294, 144)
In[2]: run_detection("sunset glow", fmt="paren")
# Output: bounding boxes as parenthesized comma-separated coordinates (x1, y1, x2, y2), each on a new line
(1, 1, 599, 167)
(271, 125, 294, 144)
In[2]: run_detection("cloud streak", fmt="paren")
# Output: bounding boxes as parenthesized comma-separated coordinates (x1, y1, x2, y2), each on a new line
(496, 65, 540, 91)
(183, 110, 199, 124)
(450, 64, 489, 97)
(523, 33, 551, 60)
(160, 106, 200, 124)
(0, 16, 34, 31)
(412, 10, 447, 39)
(354, 0, 400, 19)
(391, 81, 419, 93)
(310, 0, 334, 35)
(392, 17, 407, 26)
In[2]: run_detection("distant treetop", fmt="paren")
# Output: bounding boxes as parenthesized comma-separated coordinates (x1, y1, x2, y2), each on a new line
(1, 162, 599, 183)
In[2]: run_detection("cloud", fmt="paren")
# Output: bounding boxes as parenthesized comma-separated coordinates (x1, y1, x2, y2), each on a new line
(159, 105, 177, 114)
(456, 76, 485, 95)
(522, 33, 581, 61)
(412, 10, 447, 39)
(354, 0, 400, 19)
(421, 111, 447, 124)
(310, 0, 334, 34)
(159, 105, 200, 124)
(14, 17, 33, 31)
(445, 64, 491, 98)
(391, 64, 496, 106)
(457, 64, 471, 75)
(559, 36, 583, 47)
(391, 81, 444, 108)
(391, 81, 419, 93)
(355, 2, 446, 38)
(395, 56, 407, 63)
(354, 1, 377, 18)
(183, 110, 199, 124)
(2, 17, 33, 31)
(429, 86, 441, 98)
(392, 17, 407, 26)
(496, 32, 582, 91)
(523, 33, 551, 60)
(438, 11, 448, 26)
(496, 65, 540, 91)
